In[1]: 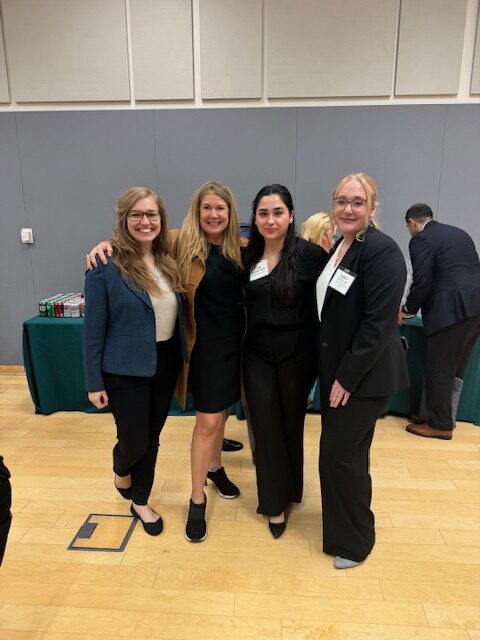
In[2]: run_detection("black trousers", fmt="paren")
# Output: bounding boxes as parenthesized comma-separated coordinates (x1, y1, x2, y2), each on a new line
(0, 456, 12, 565)
(319, 392, 387, 563)
(104, 331, 182, 505)
(243, 326, 317, 516)
(425, 314, 480, 430)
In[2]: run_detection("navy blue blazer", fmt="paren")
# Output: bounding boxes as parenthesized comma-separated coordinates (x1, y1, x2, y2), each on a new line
(405, 221, 480, 335)
(83, 257, 185, 392)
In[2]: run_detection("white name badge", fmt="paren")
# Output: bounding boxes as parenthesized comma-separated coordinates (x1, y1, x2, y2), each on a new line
(328, 266, 356, 295)
(250, 259, 269, 281)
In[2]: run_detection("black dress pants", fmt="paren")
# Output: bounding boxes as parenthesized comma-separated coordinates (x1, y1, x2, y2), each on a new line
(319, 392, 387, 563)
(425, 314, 480, 430)
(0, 456, 12, 565)
(103, 331, 182, 505)
(243, 326, 317, 516)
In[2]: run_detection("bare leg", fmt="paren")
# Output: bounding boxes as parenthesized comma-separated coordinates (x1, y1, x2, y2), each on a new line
(209, 410, 228, 470)
(191, 410, 225, 503)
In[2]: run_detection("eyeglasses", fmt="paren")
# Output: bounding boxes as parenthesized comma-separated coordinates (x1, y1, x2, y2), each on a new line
(332, 197, 367, 211)
(128, 210, 160, 221)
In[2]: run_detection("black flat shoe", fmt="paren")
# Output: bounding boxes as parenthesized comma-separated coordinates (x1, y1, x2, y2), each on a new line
(206, 467, 240, 499)
(185, 495, 207, 542)
(222, 438, 243, 452)
(130, 505, 163, 536)
(268, 520, 286, 539)
(114, 477, 132, 500)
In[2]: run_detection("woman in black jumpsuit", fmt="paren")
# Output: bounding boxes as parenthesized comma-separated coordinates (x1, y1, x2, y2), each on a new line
(243, 185, 327, 537)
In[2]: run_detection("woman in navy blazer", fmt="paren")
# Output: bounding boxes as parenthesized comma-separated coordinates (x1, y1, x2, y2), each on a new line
(84, 187, 184, 536)
(316, 173, 409, 569)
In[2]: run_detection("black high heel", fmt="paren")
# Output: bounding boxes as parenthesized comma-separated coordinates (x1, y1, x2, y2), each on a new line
(130, 504, 163, 536)
(268, 511, 287, 539)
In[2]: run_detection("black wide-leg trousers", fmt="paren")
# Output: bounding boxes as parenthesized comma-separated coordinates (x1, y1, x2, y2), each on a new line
(319, 392, 387, 563)
(425, 313, 480, 430)
(243, 326, 317, 516)
(103, 331, 182, 505)
(0, 456, 12, 565)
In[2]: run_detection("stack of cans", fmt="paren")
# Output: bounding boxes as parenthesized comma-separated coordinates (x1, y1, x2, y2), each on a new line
(38, 293, 85, 318)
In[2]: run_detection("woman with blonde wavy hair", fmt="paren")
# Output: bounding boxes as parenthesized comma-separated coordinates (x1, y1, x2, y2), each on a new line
(172, 181, 245, 542)
(315, 173, 408, 568)
(84, 187, 184, 537)
(301, 212, 336, 252)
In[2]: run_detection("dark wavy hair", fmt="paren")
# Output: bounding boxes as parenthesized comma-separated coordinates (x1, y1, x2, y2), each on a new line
(243, 184, 299, 306)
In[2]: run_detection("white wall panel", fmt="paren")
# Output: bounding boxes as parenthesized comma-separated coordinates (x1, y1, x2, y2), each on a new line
(396, 0, 468, 96)
(0, 17, 9, 102)
(130, 0, 193, 100)
(2, 0, 130, 102)
(266, 0, 398, 98)
(200, 0, 262, 99)
(471, 11, 480, 94)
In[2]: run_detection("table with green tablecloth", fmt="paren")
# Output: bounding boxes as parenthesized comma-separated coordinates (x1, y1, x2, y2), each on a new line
(22, 316, 194, 415)
(312, 316, 480, 425)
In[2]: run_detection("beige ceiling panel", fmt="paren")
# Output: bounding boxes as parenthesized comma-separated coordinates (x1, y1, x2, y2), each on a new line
(200, 0, 262, 100)
(471, 11, 480, 94)
(395, 0, 468, 96)
(0, 17, 9, 102)
(130, 0, 193, 100)
(2, 0, 130, 102)
(266, 0, 397, 98)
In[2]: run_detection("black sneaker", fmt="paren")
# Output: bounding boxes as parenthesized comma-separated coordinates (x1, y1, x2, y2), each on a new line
(222, 438, 243, 452)
(207, 467, 240, 499)
(185, 496, 207, 542)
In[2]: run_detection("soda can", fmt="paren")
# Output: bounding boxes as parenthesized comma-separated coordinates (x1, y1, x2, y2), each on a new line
(70, 299, 81, 318)
(80, 301, 85, 317)
(38, 300, 47, 316)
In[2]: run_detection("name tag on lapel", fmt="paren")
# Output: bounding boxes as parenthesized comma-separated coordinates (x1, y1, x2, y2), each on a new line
(329, 267, 357, 295)
(250, 259, 269, 281)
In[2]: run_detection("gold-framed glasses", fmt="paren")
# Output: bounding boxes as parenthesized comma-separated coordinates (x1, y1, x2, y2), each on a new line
(332, 197, 367, 211)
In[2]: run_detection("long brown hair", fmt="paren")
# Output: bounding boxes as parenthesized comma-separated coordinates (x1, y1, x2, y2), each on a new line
(176, 181, 242, 285)
(112, 187, 182, 295)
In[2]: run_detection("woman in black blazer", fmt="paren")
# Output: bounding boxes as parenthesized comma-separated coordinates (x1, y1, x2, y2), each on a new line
(316, 173, 409, 568)
(84, 187, 183, 536)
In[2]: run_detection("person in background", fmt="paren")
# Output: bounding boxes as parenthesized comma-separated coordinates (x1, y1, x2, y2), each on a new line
(84, 187, 184, 536)
(242, 184, 328, 538)
(399, 203, 480, 440)
(301, 212, 336, 252)
(0, 455, 12, 564)
(86, 181, 245, 543)
(316, 173, 408, 569)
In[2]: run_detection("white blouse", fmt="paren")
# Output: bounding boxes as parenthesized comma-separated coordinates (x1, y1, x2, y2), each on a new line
(315, 241, 343, 321)
(149, 270, 178, 342)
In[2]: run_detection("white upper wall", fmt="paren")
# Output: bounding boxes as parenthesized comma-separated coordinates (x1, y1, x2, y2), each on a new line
(0, 0, 479, 109)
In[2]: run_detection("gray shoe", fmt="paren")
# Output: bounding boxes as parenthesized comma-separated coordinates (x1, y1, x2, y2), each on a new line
(334, 556, 362, 569)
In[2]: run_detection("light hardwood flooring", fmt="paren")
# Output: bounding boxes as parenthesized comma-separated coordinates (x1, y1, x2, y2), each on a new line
(0, 370, 479, 640)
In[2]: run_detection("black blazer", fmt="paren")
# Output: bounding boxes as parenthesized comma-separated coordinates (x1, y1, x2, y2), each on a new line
(317, 227, 409, 398)
(405, 220, 480, 336)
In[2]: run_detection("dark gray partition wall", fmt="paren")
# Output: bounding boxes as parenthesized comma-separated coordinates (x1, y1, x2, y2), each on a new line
(1, 104, 479, 363)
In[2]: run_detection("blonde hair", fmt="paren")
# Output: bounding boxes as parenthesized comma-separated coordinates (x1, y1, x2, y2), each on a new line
(112, 186, 182, 295)
(177, 181, 242, 285)
(301, 212, 335, 246)
(332, 172, 380, 241)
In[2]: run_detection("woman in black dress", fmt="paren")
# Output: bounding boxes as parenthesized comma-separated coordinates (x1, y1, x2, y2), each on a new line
(174, 181, 245, 542)
(242, 185, 327, 537)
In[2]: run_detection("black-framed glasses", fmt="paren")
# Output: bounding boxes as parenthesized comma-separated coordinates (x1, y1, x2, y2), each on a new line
(332, 197, 367, 211)
(128, 210, 160, 221)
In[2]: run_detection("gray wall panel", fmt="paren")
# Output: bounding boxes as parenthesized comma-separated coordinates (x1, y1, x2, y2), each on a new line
(438, 105, 480, 249)
(15, 111, 157, 302)
(295, 105, 447, 259)
(0, 114, 36, 363)
(153, 109, 297, 223)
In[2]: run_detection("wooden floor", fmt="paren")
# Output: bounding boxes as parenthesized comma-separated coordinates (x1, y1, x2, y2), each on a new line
(0, 370, 479, 640)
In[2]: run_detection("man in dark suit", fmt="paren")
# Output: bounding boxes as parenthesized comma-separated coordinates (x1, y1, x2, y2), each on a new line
(399, 203, 480, 440)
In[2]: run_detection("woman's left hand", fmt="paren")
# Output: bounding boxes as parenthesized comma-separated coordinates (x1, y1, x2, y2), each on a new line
(329, 379, 351, 408)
